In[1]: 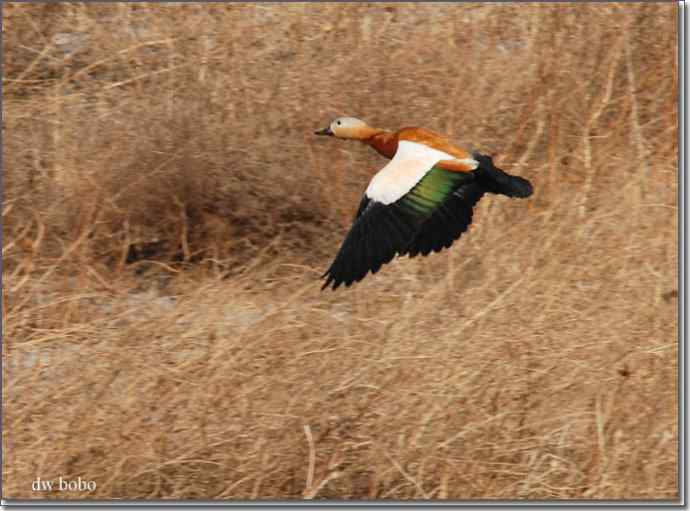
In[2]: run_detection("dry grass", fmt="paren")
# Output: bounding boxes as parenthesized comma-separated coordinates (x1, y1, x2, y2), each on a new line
(3, 2, 679, 501)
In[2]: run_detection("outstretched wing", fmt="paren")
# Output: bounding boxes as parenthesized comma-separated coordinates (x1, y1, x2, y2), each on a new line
(321, 198, 419, 290)
(404, 152, 537, 257)
(322, 141, 481, 290)
(405, 180, 486, 258)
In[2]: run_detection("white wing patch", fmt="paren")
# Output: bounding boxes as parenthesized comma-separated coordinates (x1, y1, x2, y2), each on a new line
(365, 141, 477, 205)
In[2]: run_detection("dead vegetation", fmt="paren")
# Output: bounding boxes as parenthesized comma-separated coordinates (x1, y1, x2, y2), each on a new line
(3, 2, 678, 500)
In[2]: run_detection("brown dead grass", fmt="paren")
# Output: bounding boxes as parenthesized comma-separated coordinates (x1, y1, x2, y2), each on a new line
(3, 2, 679, 501)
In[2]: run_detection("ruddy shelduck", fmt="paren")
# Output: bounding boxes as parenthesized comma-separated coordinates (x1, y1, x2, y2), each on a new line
(315, 117, 533, 290)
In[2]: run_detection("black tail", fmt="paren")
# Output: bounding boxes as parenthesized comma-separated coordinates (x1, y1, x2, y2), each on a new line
(472, 152, 533, 199)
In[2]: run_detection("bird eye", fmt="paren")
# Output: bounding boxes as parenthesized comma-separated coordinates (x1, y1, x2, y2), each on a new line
(336, 120, 342, 126)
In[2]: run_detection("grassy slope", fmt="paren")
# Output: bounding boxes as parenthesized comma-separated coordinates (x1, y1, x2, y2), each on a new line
(3, 3, 678, 500)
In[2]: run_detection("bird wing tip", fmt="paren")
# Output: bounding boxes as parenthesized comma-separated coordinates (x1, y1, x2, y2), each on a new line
(321, 272, 337, 291)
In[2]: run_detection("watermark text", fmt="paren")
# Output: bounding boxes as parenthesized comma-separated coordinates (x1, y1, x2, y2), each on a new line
(32, 476, 97, 493)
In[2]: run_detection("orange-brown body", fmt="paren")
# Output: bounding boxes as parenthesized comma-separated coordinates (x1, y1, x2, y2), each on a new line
(360, 127, 476, 173)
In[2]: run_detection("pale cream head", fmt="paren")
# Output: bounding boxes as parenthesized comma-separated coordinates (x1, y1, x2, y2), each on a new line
(315, 117, 372, 139)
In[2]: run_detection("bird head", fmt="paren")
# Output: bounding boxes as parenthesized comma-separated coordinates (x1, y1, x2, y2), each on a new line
(314, 117, 371, 139)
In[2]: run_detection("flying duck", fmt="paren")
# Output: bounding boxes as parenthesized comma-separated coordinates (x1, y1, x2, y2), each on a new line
(315, 117, 533, 290)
